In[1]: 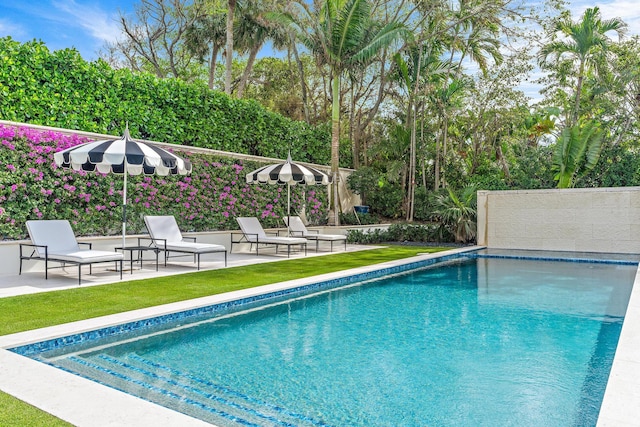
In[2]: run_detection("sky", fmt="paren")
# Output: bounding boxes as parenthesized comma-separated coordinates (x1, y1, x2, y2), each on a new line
(0, 0, 638, 102)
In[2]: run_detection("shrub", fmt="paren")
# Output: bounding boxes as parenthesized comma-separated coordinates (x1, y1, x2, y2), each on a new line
(433, 185, 477, 243)
(339, 211, 379, 225)
(346, 223, 454, 244)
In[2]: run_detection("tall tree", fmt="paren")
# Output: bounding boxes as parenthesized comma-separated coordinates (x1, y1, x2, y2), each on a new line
(538, 7, 626, 125)
(104, 0, 206, 81)
(281, 0, 406, 225)
(234, 3, 288, 98)
(184, 12, 227, 89)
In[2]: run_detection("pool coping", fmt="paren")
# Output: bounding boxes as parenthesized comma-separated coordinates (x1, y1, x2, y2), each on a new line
(0, 246, 638, 426)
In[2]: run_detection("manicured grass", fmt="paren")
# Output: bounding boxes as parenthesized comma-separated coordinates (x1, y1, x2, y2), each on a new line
(0, 245, 448, 425)
(0, 246, 448, 336)
(0, 390, 73, 427)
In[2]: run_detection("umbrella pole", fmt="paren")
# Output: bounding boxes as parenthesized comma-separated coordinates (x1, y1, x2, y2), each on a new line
(122, 165, 127, 249)
(287, 184, 291, 236)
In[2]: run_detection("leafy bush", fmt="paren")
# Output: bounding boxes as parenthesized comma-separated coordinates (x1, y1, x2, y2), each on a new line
(339, 211, 379, 225)
(0, 37, 344, 167)
(346, 167, 404, 218)
(0, 125, 328, 239)
(433, 185, 477, 243)
(346, 223, 454, 244)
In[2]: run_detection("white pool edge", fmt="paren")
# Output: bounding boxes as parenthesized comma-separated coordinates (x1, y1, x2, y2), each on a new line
(596, 261, 640, 427)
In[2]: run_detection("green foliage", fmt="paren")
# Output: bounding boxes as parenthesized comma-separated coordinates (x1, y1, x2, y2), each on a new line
(0, 37, 338, 167)
(552, 120, 603, 188)
(580, 143, 640, 187)
(346, 166, 404, 218)
(0, 390, 72, 427)
(433, 185, 477, 243)
(412, 187, 442, 222)
(339, 211, 378, 225)
(346, 223, 453, 244)
(0, 125, 328, 240)
(509, 145, 556, 189)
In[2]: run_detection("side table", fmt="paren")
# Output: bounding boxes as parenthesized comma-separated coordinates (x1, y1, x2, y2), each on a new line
(115, 246, 160, 273)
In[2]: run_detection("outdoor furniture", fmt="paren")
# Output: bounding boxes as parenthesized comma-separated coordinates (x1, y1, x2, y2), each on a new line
(115, 245, 161, 273)
(232, 217, 307, 257)
(142, 215, 227, 270)
(284, 216, 347, 252)
(19, 220, 124, 285)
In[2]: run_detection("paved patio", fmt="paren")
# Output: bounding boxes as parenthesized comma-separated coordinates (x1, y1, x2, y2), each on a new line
(0, 244, 369, 298)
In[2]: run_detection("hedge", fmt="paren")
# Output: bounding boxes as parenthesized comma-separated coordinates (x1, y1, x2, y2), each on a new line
(0, 37, 352, 167)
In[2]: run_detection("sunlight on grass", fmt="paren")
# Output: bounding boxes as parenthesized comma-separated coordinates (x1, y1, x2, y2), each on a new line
(0, 246, 448, 336)
(0, 390, 72, 427)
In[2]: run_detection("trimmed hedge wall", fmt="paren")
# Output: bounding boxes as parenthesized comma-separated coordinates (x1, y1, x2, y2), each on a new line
(0, 37, 352, 167)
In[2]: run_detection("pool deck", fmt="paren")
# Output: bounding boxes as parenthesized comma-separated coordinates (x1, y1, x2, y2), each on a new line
(0, 246, 638, 426)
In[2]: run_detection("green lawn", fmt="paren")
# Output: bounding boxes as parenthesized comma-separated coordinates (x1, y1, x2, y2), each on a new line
(0, 245, 448, 425)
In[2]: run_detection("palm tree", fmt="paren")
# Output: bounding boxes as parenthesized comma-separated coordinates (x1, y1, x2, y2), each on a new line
(431, 78, 466, 190)
(538, 7, 626, 124)
(185, 13, 227, 89)
(281, 0, 406, 225)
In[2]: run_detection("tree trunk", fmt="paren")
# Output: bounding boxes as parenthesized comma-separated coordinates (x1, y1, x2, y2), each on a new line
(495, 142, 510, 180)
(331, 73, 341, 226)
(290, 36, 310, 123)
(225, 0, 236, 96)
(208, 45, 219, 90)
(434, 132, 440, 191)
(236, 44, 261, 98)
(572, 59, 585, 125)
(442, 115, 449, 188)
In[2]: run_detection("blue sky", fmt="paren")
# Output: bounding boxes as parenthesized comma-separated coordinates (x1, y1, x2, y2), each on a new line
(0, 0, 131, 58)
(0, 0, 638, 101)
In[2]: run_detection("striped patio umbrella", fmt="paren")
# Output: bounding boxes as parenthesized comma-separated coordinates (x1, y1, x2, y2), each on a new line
(246, 153, 331, 233)
(53, 126, 192, 247)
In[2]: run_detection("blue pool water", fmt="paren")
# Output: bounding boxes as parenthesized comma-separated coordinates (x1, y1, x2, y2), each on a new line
(16, 255, 637, 426)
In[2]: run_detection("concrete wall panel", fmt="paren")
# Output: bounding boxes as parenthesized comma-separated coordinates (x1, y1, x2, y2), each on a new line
(478, 187, 640, 254)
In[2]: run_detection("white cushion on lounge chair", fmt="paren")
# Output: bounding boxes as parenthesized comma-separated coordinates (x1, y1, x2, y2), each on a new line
(163, 241, 224, 253)
(236, 217, 307, 244)
(26, 220, 123, 263)
(285, 216, 347, 241)
(52, 251, 126, 263)
(144, 215, 226, 252)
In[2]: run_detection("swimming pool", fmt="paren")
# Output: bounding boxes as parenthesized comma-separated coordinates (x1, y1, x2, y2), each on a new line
(9, 250, 637, 426)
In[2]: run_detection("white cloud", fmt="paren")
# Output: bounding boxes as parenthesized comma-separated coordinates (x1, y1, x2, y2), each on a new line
(0, 18, 26, 38)
(568, 0, 640, 37)
(51, 0, 123, 44)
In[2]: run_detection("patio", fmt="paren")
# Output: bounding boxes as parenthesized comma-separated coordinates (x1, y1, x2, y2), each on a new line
(0, 243, 369, 298)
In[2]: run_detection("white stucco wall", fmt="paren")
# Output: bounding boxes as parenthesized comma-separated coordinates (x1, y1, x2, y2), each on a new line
(477, 187, 640, 254)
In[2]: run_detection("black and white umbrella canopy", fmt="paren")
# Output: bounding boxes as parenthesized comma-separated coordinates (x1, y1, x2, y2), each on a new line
(54, 128, 192, 176)
(246, 153, 331, 186)
(246, 154, 331, 232)
(53, 127, 192, 246)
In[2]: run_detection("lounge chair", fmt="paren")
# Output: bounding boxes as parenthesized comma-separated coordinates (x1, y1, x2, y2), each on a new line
(142, 215, 227, 270)
(20, 220, 124, 285)
(232, 217, 307, 257)
(284, 216, 347, 252)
